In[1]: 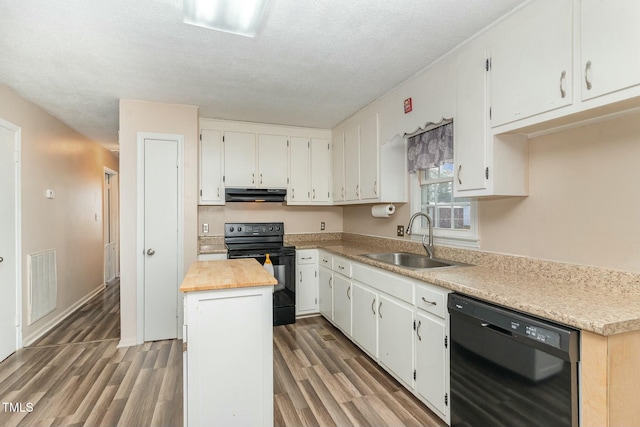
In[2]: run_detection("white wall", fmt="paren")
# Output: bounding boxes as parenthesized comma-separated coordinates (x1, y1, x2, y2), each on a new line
(0, 84, 119, 343)
(118, 99, 198, 346)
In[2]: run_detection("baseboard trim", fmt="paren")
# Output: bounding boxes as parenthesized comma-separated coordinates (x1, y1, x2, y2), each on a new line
(23, 283, 106, 347)
(117, 337, 138, 348)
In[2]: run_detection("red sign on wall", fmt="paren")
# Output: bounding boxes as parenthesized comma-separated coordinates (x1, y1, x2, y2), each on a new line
(404, 97, 412, 114)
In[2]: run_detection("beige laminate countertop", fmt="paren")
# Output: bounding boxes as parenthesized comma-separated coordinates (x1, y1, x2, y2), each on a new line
(296, 239, 640, 337)
(180, 258, 277, 293)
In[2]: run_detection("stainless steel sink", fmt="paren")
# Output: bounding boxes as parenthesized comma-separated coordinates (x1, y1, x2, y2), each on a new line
(361, 252, 468, 270)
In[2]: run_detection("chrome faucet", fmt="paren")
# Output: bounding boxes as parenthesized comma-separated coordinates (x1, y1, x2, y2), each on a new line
(407, 212, 434, 258)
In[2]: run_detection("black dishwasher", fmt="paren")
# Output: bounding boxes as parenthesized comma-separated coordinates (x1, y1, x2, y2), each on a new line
(448, 294, 580, 427)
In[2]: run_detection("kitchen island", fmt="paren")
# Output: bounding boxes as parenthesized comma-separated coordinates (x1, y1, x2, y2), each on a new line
(180, 258, 277, 427)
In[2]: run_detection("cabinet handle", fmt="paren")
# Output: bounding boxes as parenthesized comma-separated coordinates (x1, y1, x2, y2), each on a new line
(421, 297, 437, 306)
(217, 187, 220, 198)
(416, 320, 422, 341)
(292, 188, 295, 199)
(356, 185, 359, 198)
(379, 301, 383, 318)
(457, 164, 462, 185)
(301, 256, 312, 260)
(329, 277, 332, 288)
(313, 189, 316, 199)
(341, 187, 345, 199)
(299, 271, 302, 282)
(338, 265, 344, 270)
(559, 70, 567, 98)
(373, 180, 377, 196)
(260, 173, 263, 184)
(371, 298, 376, 315)
(585, 60, 593, 90)
(252, 173, 255, 184)
(347, 286, 351, 300)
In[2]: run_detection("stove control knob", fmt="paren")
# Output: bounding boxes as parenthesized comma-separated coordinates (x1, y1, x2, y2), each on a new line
(269, 226, 274, 231)
(229, 227, 234, 232)
(237, 226, 242, 232)
(275, 225, 281, 231)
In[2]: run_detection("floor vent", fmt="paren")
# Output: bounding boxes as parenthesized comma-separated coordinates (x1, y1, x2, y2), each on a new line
(28, 249, 57, 325)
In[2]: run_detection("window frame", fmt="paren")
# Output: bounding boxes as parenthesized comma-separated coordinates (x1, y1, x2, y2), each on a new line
(410, 169, 479, 248)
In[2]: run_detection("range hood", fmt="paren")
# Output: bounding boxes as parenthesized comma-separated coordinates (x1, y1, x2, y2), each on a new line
(225, 188, 287, 202)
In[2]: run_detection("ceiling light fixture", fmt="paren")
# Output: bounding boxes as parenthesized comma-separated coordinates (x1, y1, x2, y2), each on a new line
(183, 0, 269, 38)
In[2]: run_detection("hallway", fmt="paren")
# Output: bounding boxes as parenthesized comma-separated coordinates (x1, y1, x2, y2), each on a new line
(0, 282, 183, 427)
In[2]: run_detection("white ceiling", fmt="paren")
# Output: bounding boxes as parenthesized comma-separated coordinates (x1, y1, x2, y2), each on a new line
(0, 0, 526, 150)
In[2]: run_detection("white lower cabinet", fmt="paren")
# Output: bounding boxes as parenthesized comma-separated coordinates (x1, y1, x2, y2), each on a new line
(351, 282, 378, 358)
(333, 274, 352, 335)
(318, 265, 333, 320)
(183, 285, 273, 427)
(415, 312, 448, 419)
(296, 249, 318, 316)
(378, 294, 415, 387)
(317, 254, 450, 425)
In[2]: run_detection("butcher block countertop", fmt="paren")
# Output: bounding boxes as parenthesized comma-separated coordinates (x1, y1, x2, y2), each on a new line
(180, 258, 277, 293)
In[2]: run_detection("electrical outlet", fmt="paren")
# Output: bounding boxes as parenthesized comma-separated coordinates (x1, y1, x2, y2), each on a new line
(397, 225, 404, 237)
(320, 222, 325, 231)
(202, 223, 209, 234)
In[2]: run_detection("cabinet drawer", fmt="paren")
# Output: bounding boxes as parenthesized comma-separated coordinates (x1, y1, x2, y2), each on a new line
(297, 249, 318, 265)
(319, 252, 333, 269)
(352, 263, 414, 305)
(333, 257, 352, 278)
(415, 284, 449, 319)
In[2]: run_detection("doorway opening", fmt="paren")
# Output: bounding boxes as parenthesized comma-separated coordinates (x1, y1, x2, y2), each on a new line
(104, 168, 119, 285)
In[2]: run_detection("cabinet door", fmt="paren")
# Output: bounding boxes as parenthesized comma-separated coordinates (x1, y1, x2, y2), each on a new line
(318, 266, 333, 320)
(332, 133, 345, 202)
(490, 0, 572, 127)
(581, 0, 640, 101)
(296, 264, 318, 315)
(257, 134, 288, 188)
(289, 137, 310, 203)
(199, 129, 224, 205)
(310, 138, 331, 203)
(454, 47, 488, 194)
(415, 312, 448, 417)
(224, 131, 256, 187)
(352, 283, 377, 358)
(343, 125, 360, 201)
(333, 274, 352, 336)
(378, 294, 414, 387)
(358, 114, 379, 200)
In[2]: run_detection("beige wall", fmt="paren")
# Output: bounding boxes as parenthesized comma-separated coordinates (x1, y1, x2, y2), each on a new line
(199, 204, 343, 235)
(479, 112, 640, 272)
(342, 202, 412, 239)
(0, 85, 119, 343)
(119, 99, 198, 346)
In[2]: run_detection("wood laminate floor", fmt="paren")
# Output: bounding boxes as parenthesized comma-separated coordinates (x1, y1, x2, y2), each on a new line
(0, 281, 446, 427)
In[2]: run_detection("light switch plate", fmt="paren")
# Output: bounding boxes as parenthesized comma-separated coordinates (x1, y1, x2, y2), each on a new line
(320, 222, 325, 231)
(202, 223, 209, 233)
(45, 189, 55, 199)
(397, 225, 404, 237)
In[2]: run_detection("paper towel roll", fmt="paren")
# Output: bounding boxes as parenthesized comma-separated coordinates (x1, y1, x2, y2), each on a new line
(371, 204, 396, 218)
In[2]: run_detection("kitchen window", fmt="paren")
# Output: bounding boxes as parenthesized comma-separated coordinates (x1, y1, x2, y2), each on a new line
(408, 122, 478, 247)
(411, 163, 478, 247)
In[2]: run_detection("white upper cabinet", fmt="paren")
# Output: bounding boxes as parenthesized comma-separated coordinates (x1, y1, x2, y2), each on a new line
(332, 112, 406, 204)
(358, 114, 379, 200)
(580, 0, 640, 101)
(343, 125, 360, 201)
(223, 131, 256, 188)
(310, 138, 331, 203)
(257, 134, 288, 188)
(288, 136, 311, 203)
(454, 44, 529, 198)
(455, 47, 490, 194)
(288, 137, 331, 205)
(199, 129, 224, 205)
(332, 133, 345, 202)
(490, 0, 573, 127)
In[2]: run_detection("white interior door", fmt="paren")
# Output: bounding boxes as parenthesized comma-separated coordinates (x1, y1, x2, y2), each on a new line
(0, 123, 18, 361)
(144, 137, 180, 341)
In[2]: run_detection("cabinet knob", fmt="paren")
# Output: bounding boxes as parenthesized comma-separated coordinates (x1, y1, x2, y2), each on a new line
(585, 60, 593, 90)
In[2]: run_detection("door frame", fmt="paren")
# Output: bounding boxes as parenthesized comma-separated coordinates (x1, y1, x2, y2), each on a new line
(136, 132, 184, 344)
(0, 117, 22, 352)
(103, 167, 119, 284)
